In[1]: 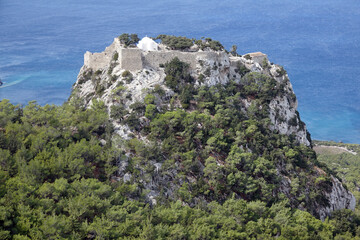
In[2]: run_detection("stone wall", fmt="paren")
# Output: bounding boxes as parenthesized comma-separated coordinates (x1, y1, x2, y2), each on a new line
(84, 37, 230, 73)
(142, 51, 229, 72)
(119, 48, 143, 71)
(84, 52, 111, 70)
(84, 39, 119, 70)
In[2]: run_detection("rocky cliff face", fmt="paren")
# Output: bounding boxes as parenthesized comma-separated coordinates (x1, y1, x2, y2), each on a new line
(71, 37, 355, 220)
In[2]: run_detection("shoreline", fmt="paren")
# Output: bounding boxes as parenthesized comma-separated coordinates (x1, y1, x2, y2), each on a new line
(313, 144, 357, 155)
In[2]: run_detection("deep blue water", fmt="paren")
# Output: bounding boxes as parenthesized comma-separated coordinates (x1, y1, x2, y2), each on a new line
(1, 0, 360, 143)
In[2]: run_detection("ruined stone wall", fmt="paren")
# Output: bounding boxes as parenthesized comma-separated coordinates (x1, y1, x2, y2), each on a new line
(119, 48, 143, 71)
(142, 51, 228, 72)
(84, 37, 231, 73)
(84, 39, 119, 70)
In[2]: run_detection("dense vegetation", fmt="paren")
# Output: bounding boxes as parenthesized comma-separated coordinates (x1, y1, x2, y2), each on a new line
(1, 55, 360, 238)
(0, 97, 360, 239)
(155, 35, 224, 51)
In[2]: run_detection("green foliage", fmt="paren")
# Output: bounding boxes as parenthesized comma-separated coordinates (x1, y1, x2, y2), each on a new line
(262, 57, 269, 68)
(0, 100, 22, 127)
(315, 141, 360, 213)
(235, 62, 250, 77)
(156, 35, 224, 51)
(118, 33, 140, 47)
(145, 104, 157, 119)
(1, 43, 359, 238)
(244, 54, 251, 60)
(0, 97, 358, 239)
(276, 66, 287, 76)
(112, 51, 119, 61)
(230, 44, 238, 56)
(122, 70, 133, 83)
(110, 104, 128, 119)
(195, 38, 225, 51)
(164, 57, 193, 91)
(152, 84, 166, 96)
(156, 35, 194, 50)
(241, 72, 281, 100)
(144, 94, 156, 105)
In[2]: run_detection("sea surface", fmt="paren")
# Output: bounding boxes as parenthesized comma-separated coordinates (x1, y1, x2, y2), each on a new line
(1, 0, 360, 143)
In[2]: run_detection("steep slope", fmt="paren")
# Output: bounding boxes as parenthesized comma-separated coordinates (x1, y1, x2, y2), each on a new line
(71, 35, 355, 220)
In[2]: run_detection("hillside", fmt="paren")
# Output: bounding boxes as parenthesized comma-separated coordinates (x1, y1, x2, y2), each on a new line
(0, 34, 359, 239)
(314, 140, 360, 205)
(72, 34, 354, 219)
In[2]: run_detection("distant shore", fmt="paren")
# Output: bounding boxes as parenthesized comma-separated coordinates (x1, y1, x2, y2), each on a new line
(313, 145, 357, 155)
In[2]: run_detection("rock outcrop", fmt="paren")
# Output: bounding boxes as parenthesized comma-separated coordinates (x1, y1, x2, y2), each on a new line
(71, 36, 355, 220)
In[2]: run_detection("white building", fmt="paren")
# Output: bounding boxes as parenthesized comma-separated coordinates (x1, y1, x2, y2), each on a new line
(137, 37, 158, 51)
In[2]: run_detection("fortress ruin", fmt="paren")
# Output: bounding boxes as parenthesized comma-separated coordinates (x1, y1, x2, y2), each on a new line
(84, 38, 231, 72)
(84, 37, 268, 73)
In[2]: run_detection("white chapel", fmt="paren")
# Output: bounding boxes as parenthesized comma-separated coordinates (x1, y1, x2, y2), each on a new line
(137, 37, 158, 51)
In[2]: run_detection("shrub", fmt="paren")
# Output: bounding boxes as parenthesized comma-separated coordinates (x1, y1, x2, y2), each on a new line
(230, 45, 238, 56)
(144, 94, 156, 105)
(130, 101, 146, 116)
(164, 57, 193, 91)
(195, 38, 224, 51)
(235, 63, 250, 77)
(145, 104, 157, 119)
(118, 33, 140, 47)
(112, 85, 126, 96)
(204, 68, 211, 77)
(156, 35, 193, 50)
(244, 54, 251, 60)
(95, 84, 105, 96)
(113, 52, 119, 61)
(152, 84, 165, 96)
(122, 70, 133, 84)
(78, 69, 93, 84)
(276, 66, 287, 76)
(198, 74, 205, 83)
(288, 116, 298, 126)
(262, 58, 269, 68)
(110, 104, 127, 119)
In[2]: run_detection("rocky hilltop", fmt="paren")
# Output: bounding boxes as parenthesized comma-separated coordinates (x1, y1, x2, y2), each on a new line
(71, 34, 355, 220)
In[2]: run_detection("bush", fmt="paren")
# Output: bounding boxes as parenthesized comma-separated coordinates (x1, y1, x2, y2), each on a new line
(156, 35, 194, 50)
(288, 116, 298, 126)
(118, 33, 140, 47)
(164, 57, 193, 92)
(152, 84, 165, 96)
(122, 70, 133, 84)
(112, 85, 126, 96)
(198, 74, 205, 83)
(110, 104, 127, 119)
(195, 38, 224, 51)
(113, 52, 119, 61)
(276, 66, 287, 77)
(235, 63, 250, 77)
(95, 83, 105, 96)
(244, 54, 251, 60)
(145, 104, 157, 119)
(144, 94, 156, 105)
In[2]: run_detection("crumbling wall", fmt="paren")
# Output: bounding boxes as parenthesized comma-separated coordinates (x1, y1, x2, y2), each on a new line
(143, 51, 228, 72)
(84, 39, 118, 70)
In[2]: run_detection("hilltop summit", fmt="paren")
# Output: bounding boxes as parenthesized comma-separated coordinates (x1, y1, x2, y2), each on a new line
(71, 34, 355, 220)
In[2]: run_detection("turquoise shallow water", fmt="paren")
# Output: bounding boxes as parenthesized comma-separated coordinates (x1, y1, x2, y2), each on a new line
(1, 0, 360, 143)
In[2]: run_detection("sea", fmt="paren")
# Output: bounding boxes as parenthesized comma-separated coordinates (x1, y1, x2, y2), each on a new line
(1, 0, 360, 143)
